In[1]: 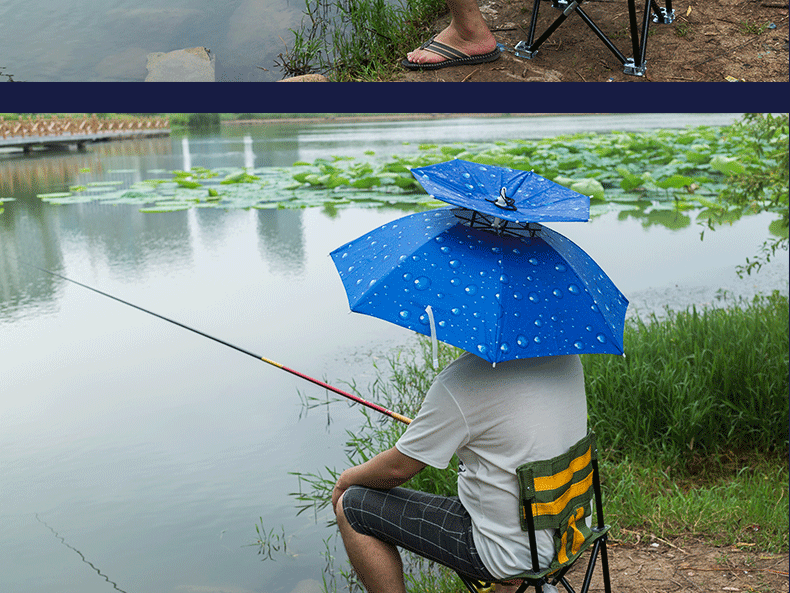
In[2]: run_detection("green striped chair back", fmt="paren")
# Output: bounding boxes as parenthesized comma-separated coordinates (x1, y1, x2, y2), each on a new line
(516, 431, 604, 572)
(459, 431, 612, 593)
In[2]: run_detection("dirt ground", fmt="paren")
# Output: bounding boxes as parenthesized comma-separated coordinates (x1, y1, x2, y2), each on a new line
(563, 536, 789, 593)
(400, 0, 789, 81)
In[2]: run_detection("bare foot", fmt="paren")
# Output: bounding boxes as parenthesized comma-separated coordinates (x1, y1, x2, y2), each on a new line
(405, 23, 497, 65)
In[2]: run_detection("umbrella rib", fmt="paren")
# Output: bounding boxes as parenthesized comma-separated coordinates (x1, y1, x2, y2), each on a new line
(511, 175, 574, 207)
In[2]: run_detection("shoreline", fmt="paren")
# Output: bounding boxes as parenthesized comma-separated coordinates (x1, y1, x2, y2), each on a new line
(222, 113, 600, 126)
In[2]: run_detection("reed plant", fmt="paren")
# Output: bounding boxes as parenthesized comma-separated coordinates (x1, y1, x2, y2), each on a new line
(276, 0, 446, 80)
(290, 339, 460, 521)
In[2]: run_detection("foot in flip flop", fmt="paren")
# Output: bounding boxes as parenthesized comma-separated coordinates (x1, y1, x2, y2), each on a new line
(402, 28, 500, 70)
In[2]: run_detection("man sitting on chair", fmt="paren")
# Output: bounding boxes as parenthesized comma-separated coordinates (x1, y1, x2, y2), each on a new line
(332, 352, 587, 593)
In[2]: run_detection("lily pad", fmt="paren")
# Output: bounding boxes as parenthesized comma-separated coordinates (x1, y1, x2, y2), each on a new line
(26, 121, 781, 237)
(656, 175, 695, 189)
(43, 195, 97, 204)
(87, 181, 125, 187)
(139, 201, 192, 213)
(176, 179, 203, 189)
(221, 170, 260, 184)
(710, 155, 746, 176)
(570, 178, 605, 201)
(37, 192, 73, 199)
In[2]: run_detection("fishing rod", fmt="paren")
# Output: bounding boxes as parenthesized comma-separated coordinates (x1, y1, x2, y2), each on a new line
(26, 263, 412, 425)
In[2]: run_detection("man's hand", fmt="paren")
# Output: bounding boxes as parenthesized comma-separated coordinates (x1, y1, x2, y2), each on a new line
(332, 469, 352, 511)
(331, 446, 426, 514)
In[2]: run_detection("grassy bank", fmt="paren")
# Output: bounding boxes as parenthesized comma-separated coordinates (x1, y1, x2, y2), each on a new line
(277, 0, 447, 80)
(287, 292, 788, 591)
(585, 290, 788, 462)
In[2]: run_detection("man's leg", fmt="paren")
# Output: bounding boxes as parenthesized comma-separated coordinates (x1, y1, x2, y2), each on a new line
(336, 491, 407, 593)
(405, 0, 497, 65)
(337, 486, 496, 589)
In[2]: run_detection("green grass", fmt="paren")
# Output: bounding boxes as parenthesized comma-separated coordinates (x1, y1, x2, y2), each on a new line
(675, 22, 692, 38)
(584, 291, 789, 464)
(585, 290, 789, 556)
(738, 20, 770, 35)
(602, 454, 788, 553)
(277, 0, 447, 80)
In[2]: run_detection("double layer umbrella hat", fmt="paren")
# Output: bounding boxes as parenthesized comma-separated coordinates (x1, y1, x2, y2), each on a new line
(330, 160, 628, 365)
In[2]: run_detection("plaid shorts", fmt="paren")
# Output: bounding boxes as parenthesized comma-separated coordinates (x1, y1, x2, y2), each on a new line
(341, 485, 495, 581)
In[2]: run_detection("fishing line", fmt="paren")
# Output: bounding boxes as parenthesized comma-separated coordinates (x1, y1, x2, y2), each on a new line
(24, 262, 411, 425)
(35, 514, 129, 593)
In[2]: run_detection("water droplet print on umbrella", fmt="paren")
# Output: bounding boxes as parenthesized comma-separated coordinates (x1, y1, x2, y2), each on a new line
(330, 209, 628, 365)
(330, 159, 628, 365)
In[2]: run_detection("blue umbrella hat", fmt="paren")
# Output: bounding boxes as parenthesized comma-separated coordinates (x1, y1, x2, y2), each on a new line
(410, 159, 591, 226)
(330, 207, 628, 366)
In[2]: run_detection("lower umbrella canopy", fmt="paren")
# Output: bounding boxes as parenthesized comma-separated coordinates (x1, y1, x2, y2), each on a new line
(330, 207, 628, 365)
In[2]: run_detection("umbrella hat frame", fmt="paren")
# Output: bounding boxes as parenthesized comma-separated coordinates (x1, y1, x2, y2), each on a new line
(331, 207, 628, 365)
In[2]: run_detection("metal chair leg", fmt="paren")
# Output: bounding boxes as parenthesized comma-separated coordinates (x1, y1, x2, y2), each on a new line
(509, 0, 675, 76)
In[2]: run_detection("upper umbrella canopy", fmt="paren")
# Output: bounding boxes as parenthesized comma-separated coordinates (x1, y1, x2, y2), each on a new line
(410, 159, 590, 223)
(330, 207, 628, 365)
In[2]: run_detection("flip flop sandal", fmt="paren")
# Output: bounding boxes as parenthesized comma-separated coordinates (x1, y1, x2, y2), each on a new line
(401, 36, 501, 70)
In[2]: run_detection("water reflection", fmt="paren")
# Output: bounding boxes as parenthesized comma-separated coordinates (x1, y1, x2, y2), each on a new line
(257, 209, 306, 277)
(2, 0, 304, 81)
(0, 136, 177, 197)
(182, 137, 192, 171)
(616, 204, 693, 230)
(244, 136, 255, 171)
(289, 113, 744, 161)
(0, 151, 99, 196)
(0, 247, 61, 321)
(0, 201, 65, 320)
(0, 200, 312, 317)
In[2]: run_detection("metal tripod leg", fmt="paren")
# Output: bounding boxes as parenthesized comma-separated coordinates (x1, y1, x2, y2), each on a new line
(624, 0, 647, 75)
(524, 0, 585, 58)
(512, 0, 675, 75)
(575, 5, 628, 65)
(653, 0, 675, 23)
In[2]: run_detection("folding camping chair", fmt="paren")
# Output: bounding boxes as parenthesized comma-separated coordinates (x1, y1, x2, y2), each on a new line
(505, 0, 675, 76)
(458, 431, 612, 593)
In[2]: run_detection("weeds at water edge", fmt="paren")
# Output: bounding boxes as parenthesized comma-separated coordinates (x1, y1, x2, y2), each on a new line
(277, 0, 446, 80)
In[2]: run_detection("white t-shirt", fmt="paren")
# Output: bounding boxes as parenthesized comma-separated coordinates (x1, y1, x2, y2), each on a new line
(395, 352, 587, 579)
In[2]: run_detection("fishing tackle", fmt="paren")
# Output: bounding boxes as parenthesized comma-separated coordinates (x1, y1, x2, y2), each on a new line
(26, 263, 412, 425)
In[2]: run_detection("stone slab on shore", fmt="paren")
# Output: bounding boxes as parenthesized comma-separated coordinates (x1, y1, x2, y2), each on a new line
(145, 47, 216, 82)
(277, 74, 329, 82)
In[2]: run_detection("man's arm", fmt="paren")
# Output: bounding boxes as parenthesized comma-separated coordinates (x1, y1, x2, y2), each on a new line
(332, 446, 427, 510)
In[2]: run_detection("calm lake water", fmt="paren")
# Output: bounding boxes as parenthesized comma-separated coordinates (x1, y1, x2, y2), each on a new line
(1, 114, 787, 593)
(1, 0, 305, 81)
